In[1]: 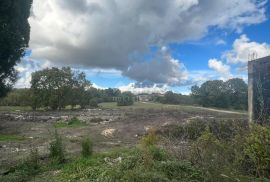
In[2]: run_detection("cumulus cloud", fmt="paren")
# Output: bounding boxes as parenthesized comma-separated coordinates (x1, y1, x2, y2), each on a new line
(119, 82, 168, 94)
(224, 34, 270, 64)
(123, 48, 188, 86)
(208, 58, 231, 78)
(15, 58, 51, 88)
(29, 0, 267, 84)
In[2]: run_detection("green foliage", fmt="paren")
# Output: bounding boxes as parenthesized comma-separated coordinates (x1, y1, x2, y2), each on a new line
(156, 91, 195, 105)
(117, 91, 134, 106)
(244, 125, 270, 178)
(0, 0, 32, 98)
(161, 119, 248, 143)
(188, 122, 270, 181)
(0, 148, 40, 182)
(0, 134, 25, 141)
(89, 98, 99, 108)
(31, 67, 91, 110)
(49, 130, 65, 164)
(81, 137, 93, 158)
(191, 78, 248, 110)
(141, 128, 158, 147)
(54, 117, 86, 128)
(50, 147, 203, 182)
(0, 89, 32, 106)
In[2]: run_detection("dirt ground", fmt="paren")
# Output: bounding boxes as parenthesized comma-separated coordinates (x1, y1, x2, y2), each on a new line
(0, 103, 247, 173)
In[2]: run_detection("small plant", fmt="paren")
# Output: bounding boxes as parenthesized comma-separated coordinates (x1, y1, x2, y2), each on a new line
(81, 137, 93, 158)
(49, 130, 65, 163)
(54, 117, 86, 128)
(25, 148, 40, 173)
(141, 128, 157, 147)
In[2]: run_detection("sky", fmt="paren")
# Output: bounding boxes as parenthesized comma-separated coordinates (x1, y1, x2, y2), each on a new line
(15, 0, 270, 95)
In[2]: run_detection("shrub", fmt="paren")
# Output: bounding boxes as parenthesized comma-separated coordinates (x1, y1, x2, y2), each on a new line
(190, 130, 234, 181)
(89, 98, 98, 108)
(49, 130, 65, 163)
(67, 117, 81, 125)
(156, 161, 203, 181)
(184, 120, 207, 140)
(141, 128, 157, 147)
(81, 137, 93, 158)
(208, 119, 248, 141)
(117, 97, 134, 106)
(0, 148, 40, 182)
(24, 148, 40, 174)
(244, 125, 270, 178)
(148, 145, 167, 161)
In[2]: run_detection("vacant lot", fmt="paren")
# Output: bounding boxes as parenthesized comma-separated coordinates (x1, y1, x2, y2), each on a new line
(0, 102, 247, 174)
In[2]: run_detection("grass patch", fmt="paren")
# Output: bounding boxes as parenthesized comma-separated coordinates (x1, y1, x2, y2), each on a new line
(53, 117, 86, 128)
(0, 134, 25, 142)
(0, 106, 33, 112)
(99, 102, 247, 115)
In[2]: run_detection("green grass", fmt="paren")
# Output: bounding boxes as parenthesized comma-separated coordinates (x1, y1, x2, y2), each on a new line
(0, 106, 33, 112)
(53, 117, 87, 128)
(0, 134, 25, 141)
(29, 147, 203, 182)
(99, 102, 247, 115)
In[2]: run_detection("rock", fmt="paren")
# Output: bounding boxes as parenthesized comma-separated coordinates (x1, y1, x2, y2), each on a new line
(101, 128, 116, 137)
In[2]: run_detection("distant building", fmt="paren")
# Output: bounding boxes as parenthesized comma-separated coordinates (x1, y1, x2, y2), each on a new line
(248, 55, 270, 123)
(136, 93, 164, 102)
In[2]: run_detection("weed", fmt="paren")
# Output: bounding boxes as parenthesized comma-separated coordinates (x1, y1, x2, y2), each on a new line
(81, 137, 93, 158)
(141, 128, 157, 147)
(49, 130, 65, 164)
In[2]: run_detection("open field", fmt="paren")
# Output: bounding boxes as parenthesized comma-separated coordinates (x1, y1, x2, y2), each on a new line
(0, 102, 247, 175)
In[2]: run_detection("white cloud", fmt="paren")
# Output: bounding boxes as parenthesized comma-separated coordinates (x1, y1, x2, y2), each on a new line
(119, 83, 168, 94)
(92, 83, 107, 90)
(14, 59, 51, 88)
(216, 39, 226, 45)
(208, 58, 231, 78)
(28, 0, 267, 85)
(224, 34, 270, 64)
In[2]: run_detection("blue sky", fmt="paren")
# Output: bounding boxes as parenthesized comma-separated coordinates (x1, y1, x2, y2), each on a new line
(16, 0, 270, 94)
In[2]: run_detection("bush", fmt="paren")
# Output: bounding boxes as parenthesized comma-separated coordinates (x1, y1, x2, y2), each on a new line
(49, 130, 65, 163)
(208, 119, 248, 141)
(141, 128, 157, 147)
(81, 137, 93, 158)
(0, 148, 40, 182)
(244, 125, 270, 178)
(24, 148, 40, 174)
(89, 98, 98, 108)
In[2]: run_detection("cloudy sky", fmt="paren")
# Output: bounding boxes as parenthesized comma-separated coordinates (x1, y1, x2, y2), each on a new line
(16, 0, 270, 94)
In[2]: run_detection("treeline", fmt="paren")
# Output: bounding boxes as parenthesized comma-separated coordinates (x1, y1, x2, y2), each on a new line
(155, 78, 248, 110)
(155, 91, 196, 105)
(191, 78, 248, 110)
(0, 67, 134, 110)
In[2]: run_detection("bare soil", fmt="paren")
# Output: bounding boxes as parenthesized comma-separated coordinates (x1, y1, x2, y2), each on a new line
(0, 105, 247, 173)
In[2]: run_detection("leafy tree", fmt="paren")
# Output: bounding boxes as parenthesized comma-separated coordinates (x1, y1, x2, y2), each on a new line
(191, 79, 248, 109)
(0, 88, 32, 106)
(31, 67, 91, 110)
(117, 91, 134, 106)
(225, 78, 248, 110)
(0, 0, 32, 97)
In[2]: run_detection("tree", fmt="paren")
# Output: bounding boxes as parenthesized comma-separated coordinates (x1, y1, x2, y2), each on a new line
(31, 67, 91, 110)
(117, 92, 134, 106)
(191, 79, 248, 109)
(0, 0, 32, 97)
(225, 78, 248, 110)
